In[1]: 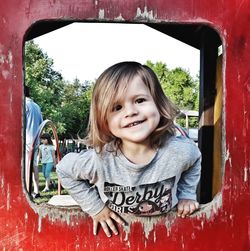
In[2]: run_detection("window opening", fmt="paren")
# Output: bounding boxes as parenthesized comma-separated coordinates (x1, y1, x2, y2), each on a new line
(24, 22, 222, 209)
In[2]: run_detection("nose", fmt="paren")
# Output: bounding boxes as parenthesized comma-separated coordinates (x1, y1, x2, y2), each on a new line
(124, 103, 138, 117)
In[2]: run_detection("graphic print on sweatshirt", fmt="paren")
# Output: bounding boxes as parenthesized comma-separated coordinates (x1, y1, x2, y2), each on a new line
(104, 177, 175, 215)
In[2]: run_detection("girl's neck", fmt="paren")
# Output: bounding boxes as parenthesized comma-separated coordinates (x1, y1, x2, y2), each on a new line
(120, 141, 157, 165)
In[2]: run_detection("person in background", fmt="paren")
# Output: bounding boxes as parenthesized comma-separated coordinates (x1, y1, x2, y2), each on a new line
(25, 86, 43, 199)
(57, 61, 201, 238)
(37, 133, 56, 192)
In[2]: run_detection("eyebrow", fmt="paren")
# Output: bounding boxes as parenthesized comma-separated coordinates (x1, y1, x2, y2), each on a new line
(112, 94, 150, 107)
(133, 94, 152, 101)
(131, 94, 150, 99)
(117, 94, 149, 102)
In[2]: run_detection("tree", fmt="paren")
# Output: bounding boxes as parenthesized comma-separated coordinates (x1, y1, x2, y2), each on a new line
(25, 41, 66, 135)
(60, 78, 92, 138)
(146, 61, 199, 111)
(25, 41, 94, 138)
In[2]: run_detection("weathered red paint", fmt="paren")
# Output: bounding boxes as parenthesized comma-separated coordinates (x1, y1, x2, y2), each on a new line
(0, 0, 249, 250)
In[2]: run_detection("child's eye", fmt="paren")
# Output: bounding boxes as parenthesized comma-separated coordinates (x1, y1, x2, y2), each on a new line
(112, 104, 122, 112)
(135, 98, 146, 104)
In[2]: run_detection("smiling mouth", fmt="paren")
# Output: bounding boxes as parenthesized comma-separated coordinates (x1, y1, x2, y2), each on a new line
(125, 120, 145, 128)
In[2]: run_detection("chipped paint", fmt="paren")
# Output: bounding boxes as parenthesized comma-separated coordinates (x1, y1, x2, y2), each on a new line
(2, 70, 10, 79)
(135, 7, 156, 21)
(6, 183, 10, 210)
(98, 9, 105, 19)
(114, 13, 125, 21)
(0, 46, 13, 80)
(1, 175, 4, 189)
(225, 148, 232, 167)
(195, 193, 222, 219)
(244, 167, 248, 182)
(24, 212, 28, 221)
(28, 192, 222, 243)
(7, 50, 13, 69)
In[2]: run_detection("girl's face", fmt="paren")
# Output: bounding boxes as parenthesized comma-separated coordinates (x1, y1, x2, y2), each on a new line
(41, 138, 48, 145)
(107, 76, 160, 147)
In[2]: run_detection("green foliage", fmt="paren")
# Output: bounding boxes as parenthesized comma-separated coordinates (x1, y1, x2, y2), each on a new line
(25, 41, 92, 138)
(25, 41, 65, 135)
(61, 78, 92, 138)
(146, 61, 199, 111)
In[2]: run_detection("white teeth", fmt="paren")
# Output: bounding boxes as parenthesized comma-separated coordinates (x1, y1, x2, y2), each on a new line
(128, 121, 142, 127)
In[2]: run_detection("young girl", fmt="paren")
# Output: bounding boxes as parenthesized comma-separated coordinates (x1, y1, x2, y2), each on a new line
(57, 62, 201, 237)
(38, 133, 56, 192)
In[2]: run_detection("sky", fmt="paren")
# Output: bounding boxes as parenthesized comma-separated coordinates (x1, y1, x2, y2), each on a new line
(34, 22, 200, 83)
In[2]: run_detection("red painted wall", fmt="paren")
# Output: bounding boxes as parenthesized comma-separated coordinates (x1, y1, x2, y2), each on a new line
(0, 0, 249, 250)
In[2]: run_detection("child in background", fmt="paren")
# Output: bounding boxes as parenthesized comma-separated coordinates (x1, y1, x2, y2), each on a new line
(57, 61, 201, 237)
(38, 133, 56, 192)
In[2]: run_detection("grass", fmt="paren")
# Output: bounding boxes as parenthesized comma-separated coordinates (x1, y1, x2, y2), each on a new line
(32, 166, 68, 204)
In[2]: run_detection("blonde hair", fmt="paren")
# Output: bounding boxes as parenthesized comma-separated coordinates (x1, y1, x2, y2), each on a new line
(84, 61, 179, 153)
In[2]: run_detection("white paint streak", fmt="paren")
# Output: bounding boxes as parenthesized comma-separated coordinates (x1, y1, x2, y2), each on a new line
(38, 215, 42, 232)
(24, 212, 28, 221)
(98, 9, 105, 19)
(6, 183, 10, 210)
(2, 70, 10, 79)
(225, 148, 232, 167)
(191, 232, 196, 240)
(123, 231, 129, 242)
(185, 17, 214, 24)
(7, 50, 13, 69)
(0, 46, 13, 79)
(195, 193, 222, 219)
(244, 167, 248, 182)
(181, 235, 185, 250)
(229, 214, 234, 227)
(0, 54, 5, 64)
(1, 176, 4, 188)
(114, 13, 125, 21)
(201, 220, 204, 230)
(135, 7, 155, 21)
(142, 218, 156, 239)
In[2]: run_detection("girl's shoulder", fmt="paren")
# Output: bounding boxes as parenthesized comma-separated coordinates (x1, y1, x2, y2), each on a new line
(48, 144, 55, 150)
(39, 144, 44, 150)
(162, 135, 201, 157)
(59, 148, 97, 165)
